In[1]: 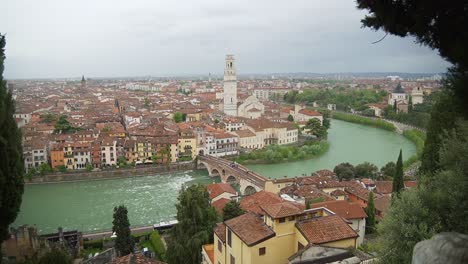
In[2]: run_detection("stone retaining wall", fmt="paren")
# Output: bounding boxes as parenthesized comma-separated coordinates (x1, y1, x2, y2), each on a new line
(27, 162, 197, 184)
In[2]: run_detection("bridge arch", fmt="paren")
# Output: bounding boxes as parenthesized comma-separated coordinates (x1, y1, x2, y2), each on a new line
(226, 175, 237, 183)
(243, 185, 257, 196)
(211, 169, 220, 176)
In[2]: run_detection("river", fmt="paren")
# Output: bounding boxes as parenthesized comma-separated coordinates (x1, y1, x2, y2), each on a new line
(13, 119, 416, 234)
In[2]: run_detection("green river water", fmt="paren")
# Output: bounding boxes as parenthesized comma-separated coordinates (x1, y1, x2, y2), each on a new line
(14, 119, 416, 234)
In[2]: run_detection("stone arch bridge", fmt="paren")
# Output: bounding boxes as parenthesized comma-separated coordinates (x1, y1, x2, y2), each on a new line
(198, 155, 266, 195)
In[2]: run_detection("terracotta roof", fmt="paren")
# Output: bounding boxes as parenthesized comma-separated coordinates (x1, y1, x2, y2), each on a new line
(233, 129, 256, 138)
(207, 183, 236, 200)
(309, 200, 367, 220)
(296, 215, 358, 245)
(211, 198, 231, 215)
(298, 109, 322, 116)
(203, 244, 214, 264)
(344, 181, 370, 201)
(111, 253, 166, 264)
(240, 191, 283, 215)
(374, 181, 393, 194)
(330, 189, 347, 197)
(374, 195, 391, 216)
(404, 181, 418, 188)
(224, 213, 275, 246)
(374, 181, 418, 195)
(261, 201, 303, 218)
(214, 223, 226, 243)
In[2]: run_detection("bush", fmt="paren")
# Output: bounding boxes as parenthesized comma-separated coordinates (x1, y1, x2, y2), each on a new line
(402, 129, 426, 168)
(332, 112, 396, 131)
(150, 230, 166, 261)
(236, 141, 329, 164)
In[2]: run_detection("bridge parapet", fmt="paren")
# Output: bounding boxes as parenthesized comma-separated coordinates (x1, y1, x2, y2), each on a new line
(198, 155, 267, 192)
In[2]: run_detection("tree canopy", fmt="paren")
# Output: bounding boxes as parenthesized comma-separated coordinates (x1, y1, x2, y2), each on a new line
(222, 200, 245, 221)
(333, 162, 355, 181)
(392, 150, 404, 198)
(112, 205, 133, 256)
(166, 184, 218, 264)
(0, 33, 24, 242)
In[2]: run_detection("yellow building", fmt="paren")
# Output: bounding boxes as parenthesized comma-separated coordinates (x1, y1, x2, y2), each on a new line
(178, 129, 197, 160)
(203, 202, 358, 264)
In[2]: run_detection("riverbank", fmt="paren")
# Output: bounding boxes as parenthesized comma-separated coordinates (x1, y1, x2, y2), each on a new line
(234, 141, 330, 164)
(26, 161, 196, 184)
(402, 129, 426, 168)
(332, 111, 396, 131)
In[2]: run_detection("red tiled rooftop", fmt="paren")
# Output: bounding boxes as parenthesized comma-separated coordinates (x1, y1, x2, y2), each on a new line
(211, 198, 231, 215)
(207, 183, 236, 200)
(296, 215, 358, 245)
(261, 201, 303, 218)
(240, 191, 283, 215)
(310, 200, 367, 220)
(224, 213, 275, 246)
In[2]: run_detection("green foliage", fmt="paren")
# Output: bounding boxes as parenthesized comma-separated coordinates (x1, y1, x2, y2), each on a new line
(39, 113, 57, 123)
(283, 88, 387, 110)
(54, 115, 81, 134)
(304, 118, 328, 138)
(235, 141, 329, 164)
(166, 185, 218, 264)
(383, 104, 432, 129)
(38, 248, 73, 264)
(365, 192, 375, 234)
(392, 150, 404, 197)
(287, 114, 294, 122)
(38, 163, 53, 176)
(376, 189, 440, 264)
(85, 164, 93, 171)
(149, 230, 166, 261)
(380, 162, 396, 178)
(333, 162, 355, 181)
(222, 200, 244, 221)
(112, 205, 133, 256)
(0, 33, 25, 242)
(25, 167, 37, 180)
(117, 156, 128, 168)
(402, 129, 426, 168)
(101, 125, 111, 133)
(144, 97, 150, 108)
(420, 92, 461, 173)
(355, 162, 378, 179)
(173, 112, 183, 123)
(57, 165, 67, 173)
(332, 112, 396, 131)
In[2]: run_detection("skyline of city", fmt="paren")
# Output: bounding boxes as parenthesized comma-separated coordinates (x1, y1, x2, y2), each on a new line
(2, 0, 450, 79)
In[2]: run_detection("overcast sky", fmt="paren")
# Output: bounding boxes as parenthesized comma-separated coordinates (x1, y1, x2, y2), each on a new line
(2, 0, 450, 79)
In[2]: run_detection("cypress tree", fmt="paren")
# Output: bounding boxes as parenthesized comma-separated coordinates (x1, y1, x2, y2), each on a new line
(112, 205, 133, 256)
(392, 150, 404, 197)
(0, 33, 25, 243)
(365, 192, 375, 234)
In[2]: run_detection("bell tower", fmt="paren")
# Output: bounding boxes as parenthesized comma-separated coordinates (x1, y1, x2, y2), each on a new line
(223, 55, 238, 116)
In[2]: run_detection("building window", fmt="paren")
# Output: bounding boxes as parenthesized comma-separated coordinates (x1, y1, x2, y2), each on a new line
(227, 230, 232, 247)
(259, 247, 266, 256)
(279, 217, 286, 223)
(218, 240, 222, 253)
(230, 255, 235, 264)
(288, 216, 295, 221)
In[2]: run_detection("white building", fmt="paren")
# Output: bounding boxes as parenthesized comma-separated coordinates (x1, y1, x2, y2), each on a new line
(237, 95, 265, 119)
(411, 86, 424, 105)
(212, 132, 239, 157)
(101, 138, 117, 167)
(223, 55, 238, 116)
(388, 83, 408, 105)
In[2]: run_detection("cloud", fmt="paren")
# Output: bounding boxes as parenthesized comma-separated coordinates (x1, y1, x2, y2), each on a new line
(1, 0, 450, 78)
